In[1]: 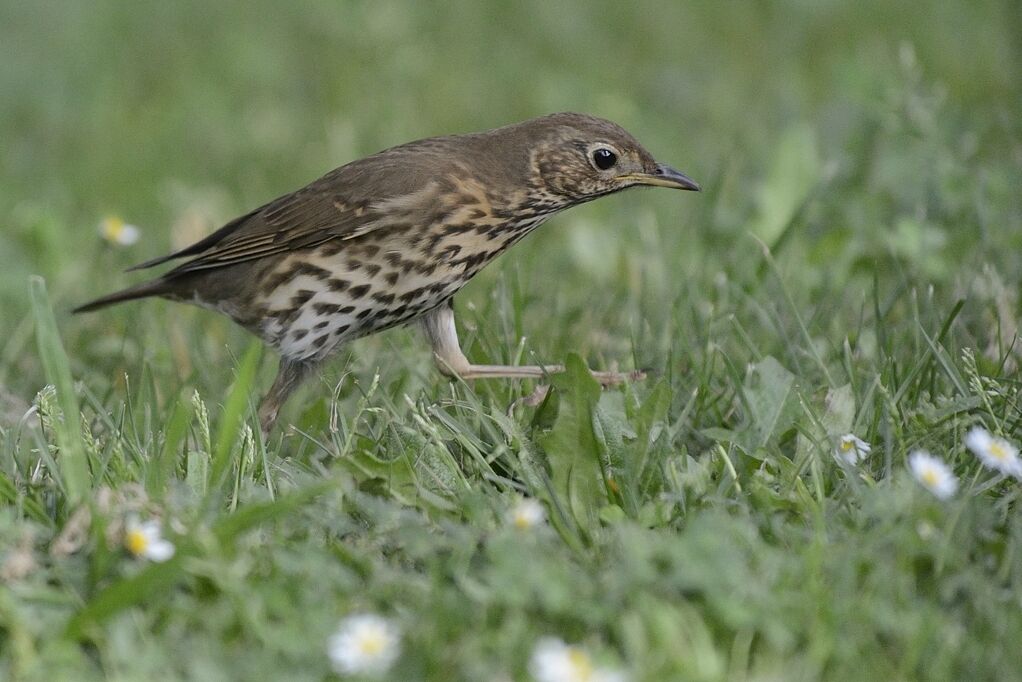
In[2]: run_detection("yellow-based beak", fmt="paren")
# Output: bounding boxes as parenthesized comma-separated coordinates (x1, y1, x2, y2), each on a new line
(618, 164, 701, 191)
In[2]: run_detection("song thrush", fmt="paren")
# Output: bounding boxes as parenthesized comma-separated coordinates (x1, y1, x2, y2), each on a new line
(75, 113, 700, 434)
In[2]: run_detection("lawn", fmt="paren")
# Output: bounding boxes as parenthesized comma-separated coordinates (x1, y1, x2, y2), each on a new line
(2, 1, 1022, 680)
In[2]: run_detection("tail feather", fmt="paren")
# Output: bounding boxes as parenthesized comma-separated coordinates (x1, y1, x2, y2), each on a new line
(72, 278, 171, 314)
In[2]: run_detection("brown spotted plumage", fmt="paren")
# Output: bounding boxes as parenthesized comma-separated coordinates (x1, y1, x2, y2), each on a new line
(75, 113, 699, 434)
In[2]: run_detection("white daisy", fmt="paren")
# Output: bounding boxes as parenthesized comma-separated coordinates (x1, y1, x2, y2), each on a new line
(963, 427, 1021, 477)
(834, 434, 871, 465)
(508, 498, 546, 530)
(529, 637, 626, 682)
(908, 450, 958, 500)
(124, 517, 175, 562)
(327, 613, 400, 677)
(99, 216, 140, 246)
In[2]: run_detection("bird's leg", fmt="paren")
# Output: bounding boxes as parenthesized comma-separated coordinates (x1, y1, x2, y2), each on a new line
(258, 357, 317, 437)
(420, 303, 644, 385)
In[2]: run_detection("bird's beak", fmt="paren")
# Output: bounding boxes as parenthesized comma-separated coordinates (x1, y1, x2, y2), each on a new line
(618, 164, 701, 191)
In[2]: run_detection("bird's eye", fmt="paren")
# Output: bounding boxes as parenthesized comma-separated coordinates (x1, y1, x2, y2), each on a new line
(591, 147, 618, 171)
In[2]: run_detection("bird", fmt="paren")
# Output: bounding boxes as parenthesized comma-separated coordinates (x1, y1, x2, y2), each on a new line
(74, 113, 700, 435)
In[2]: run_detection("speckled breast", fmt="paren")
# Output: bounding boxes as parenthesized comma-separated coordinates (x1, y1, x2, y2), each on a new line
(254, 212, 551, 362)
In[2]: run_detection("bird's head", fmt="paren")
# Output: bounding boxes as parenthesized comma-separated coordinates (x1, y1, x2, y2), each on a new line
(508, 112, 700, 207)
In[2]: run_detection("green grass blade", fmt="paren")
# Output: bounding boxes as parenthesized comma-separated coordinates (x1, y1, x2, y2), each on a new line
(0, 470, 52, 526)
(64, 554, 185, 640)
(147, 394, 192, 493)
(28, 276, 90, 503)
(208, 342, 261, 492)
(213, 479, 334, 546)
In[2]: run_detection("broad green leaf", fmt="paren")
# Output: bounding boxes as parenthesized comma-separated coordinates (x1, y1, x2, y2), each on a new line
(540, 353, 606, 532)
(213, 480, 334, 546)
(65, 553, 186, 639)
(820, 384, 855, 437)
(742, 356, 797, 452)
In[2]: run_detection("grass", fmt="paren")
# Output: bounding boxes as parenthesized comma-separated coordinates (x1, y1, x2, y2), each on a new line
(2, 1, 1022, 679)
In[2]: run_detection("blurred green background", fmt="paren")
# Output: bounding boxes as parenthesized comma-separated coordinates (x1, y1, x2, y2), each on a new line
(3, 2, 1022, 680)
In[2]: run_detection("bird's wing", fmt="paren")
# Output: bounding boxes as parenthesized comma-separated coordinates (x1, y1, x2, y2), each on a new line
(129, 145, 451, 277)
(163, 190, 364, 275)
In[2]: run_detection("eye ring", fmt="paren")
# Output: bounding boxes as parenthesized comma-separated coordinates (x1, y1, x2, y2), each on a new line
(590, 147, 618, 171)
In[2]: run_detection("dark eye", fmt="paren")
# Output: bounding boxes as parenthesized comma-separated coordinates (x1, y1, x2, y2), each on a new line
(591, 147, 617, 171)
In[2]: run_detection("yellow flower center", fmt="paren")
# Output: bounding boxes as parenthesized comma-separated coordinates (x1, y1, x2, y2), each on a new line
(102, 217, 127, 241)
(840, 440, 854, 451)
(357, 632, 385, 657)
(921, 469, 940, 487)
(567, 648, 594, 680)
(989, 442, 1008, 461)
(513, 512, 531, 529)
(125, 529, 148, 556)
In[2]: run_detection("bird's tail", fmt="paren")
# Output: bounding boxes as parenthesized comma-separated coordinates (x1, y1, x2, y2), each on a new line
(72, 278, 172, 314)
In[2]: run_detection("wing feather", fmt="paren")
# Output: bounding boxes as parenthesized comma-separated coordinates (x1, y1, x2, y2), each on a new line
(126, 138, 456, 277)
